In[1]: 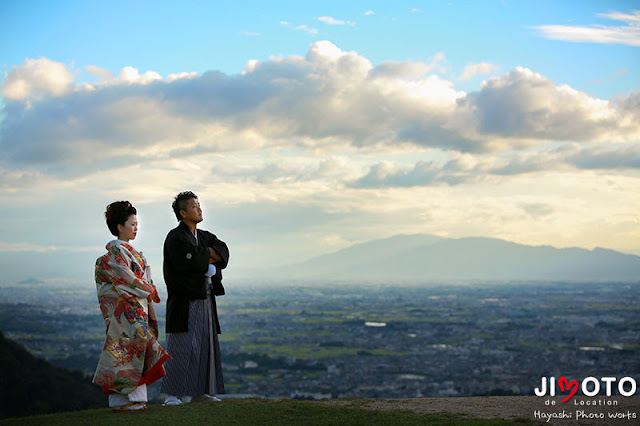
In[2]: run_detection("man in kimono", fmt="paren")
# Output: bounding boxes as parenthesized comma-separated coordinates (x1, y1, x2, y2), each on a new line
(160, 191, 229, 405)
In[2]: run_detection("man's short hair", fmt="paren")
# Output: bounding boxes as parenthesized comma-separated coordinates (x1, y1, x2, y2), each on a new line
(172, 191, 198, 222)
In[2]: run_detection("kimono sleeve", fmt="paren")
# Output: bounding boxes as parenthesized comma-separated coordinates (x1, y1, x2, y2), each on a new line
(206, 231, 229, 270)
(204, 231, 228, 297)
(106, 245, 158, 300)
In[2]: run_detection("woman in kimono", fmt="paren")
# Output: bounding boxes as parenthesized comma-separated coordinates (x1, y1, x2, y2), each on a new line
(93, 201, 170, 411)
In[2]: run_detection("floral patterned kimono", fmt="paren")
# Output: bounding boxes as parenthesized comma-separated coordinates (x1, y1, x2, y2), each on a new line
(93, 240, 169, 394)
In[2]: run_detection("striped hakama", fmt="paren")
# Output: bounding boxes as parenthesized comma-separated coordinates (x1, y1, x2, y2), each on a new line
(161, 285, 224, 396)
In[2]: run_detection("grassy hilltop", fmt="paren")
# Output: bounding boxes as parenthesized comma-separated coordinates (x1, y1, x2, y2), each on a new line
(0, 398, 534, 425)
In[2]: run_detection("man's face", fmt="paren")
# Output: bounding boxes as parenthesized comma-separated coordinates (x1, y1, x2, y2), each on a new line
(181, 198, 203, 224)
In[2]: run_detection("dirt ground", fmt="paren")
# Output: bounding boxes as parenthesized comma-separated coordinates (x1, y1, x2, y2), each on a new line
(316, 396, 640, 425)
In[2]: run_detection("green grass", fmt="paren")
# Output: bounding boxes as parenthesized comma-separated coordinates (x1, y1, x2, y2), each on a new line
(0, 398, 538, 425)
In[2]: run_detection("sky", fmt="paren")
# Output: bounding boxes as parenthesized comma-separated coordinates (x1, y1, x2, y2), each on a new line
(0, 0, 639, 285)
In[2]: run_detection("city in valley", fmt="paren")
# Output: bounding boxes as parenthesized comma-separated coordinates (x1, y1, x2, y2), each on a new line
(1, 280, 638, 402)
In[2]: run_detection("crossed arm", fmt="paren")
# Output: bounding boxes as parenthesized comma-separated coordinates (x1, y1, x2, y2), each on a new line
(209, 247, 222, 263)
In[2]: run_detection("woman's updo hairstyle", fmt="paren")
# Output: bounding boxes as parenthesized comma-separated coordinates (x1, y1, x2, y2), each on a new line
(105, 201, 137, 237)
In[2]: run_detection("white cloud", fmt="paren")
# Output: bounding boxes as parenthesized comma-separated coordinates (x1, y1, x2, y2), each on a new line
(1, 44, 638, 176)
(317, 16, 355, 26)
(534, 10, 640, 46)
(566, 142, 640, 170)
(167, 71, 199, 82)
(588, 67, 628, 87)
(117, 66, 163, 84)
(457, 67, 638, 144)
(0, 241, 100, 253)
(298, 25, 319, 35)
(280, 20, 319, 35)
(364, 11, 375, 16)
(599, 10, 640, 24)
(458, 62, 499, 81)
(0, 167, 45, 193)
(370, 52, 446, 80)
(350, 140, 640, 189)
(85, 65, 115, 82)
(2, 57, 74, 101)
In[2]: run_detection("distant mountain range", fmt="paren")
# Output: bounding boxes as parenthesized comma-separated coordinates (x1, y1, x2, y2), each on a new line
(277, 234, 640, 282)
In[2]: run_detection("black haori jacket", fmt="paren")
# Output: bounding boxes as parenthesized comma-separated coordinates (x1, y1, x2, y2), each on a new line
(163, 221, 229, 334)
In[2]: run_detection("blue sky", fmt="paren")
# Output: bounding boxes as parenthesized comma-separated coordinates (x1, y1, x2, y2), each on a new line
(2, 0, 637, 96)
(0, 0, 639, 284)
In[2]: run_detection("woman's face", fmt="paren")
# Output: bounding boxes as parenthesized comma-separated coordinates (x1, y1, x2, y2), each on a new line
(117, 214, 138, 242)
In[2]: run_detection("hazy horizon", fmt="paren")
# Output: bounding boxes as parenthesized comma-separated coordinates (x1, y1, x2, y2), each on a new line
(2, 231, 639, 286)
